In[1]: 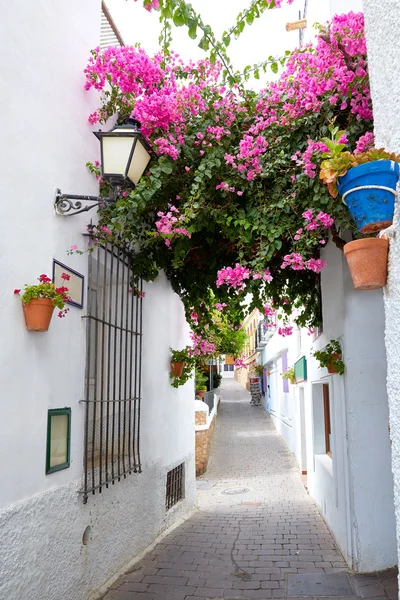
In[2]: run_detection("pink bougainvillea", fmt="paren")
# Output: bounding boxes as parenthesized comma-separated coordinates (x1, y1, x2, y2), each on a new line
(216, 264, 251, 291)
(188, 331, 215, 356)
(234, 355, 247, 368)
(278, 326, 293, 337)
(154, 206, 191, 246)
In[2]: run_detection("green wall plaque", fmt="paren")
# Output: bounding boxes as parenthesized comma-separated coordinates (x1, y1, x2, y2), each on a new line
(46, 408, 71, 474)
(294, 356, 307, 383)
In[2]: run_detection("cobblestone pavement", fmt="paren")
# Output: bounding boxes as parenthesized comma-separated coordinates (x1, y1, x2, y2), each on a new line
(104, 379, 398, 600)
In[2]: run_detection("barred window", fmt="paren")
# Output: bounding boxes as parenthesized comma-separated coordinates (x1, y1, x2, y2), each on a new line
(81, 239, 143, 503)
(166, 463, 185, 510)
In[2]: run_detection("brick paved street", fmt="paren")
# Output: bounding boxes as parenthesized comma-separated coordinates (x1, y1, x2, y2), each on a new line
(103, 379, 397, 600)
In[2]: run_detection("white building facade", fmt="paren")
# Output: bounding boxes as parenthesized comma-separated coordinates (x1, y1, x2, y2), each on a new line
(362, 0, 400, 585)
(258, 238, 397, 572)
(0, 3, 196, 599)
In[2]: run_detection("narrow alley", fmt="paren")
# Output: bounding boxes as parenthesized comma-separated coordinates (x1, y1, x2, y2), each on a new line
(103, 380, 397, 600)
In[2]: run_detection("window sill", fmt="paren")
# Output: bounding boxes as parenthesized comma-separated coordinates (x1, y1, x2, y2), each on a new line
(315, 453, 333, 478)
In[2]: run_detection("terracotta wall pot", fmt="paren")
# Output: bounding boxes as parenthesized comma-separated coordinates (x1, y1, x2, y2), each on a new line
(23, 298, 55, 332)
(327, 354, 342, 374)
(344, 237, 389, 290)
(171, 361, 184, 377)
(196, 390, 205, 399)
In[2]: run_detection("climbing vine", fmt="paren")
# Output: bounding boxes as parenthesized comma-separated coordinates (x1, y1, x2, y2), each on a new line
(84, 7, 372, 361)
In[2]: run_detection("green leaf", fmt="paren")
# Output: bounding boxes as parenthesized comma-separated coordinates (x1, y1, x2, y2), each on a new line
(271, 62, 278, 74)
(198, 35, 210, 51)
(188, 18, 197, 39)
(173, 9, 185, 27)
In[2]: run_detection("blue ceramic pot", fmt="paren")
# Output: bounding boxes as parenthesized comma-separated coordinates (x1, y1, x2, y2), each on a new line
(337, 160, 400, 233)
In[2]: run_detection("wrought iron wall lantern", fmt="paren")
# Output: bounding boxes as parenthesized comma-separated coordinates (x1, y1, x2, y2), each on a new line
(55, 118, 151, 217)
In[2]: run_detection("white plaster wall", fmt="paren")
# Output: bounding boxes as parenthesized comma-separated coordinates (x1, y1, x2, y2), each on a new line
(0, 2, 196, 599)
(330, 0, 363, 14)
(260, 239, 396, 571)
(303, 0, 363, 45)
(363, 0, 400, 578)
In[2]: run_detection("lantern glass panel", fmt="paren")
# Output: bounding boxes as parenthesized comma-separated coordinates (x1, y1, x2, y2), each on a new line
(102, 135, 135, 177)
(127, 139, 151, 185)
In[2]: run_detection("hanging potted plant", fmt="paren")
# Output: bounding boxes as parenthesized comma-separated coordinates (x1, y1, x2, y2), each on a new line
(313, 339, 345, 375)
(14, 273, 70, 332)
(343, 235, 389, 290)
(319, 128, 400, 234)
(170, 348, 188, 377)
(169, 348, 196, 388)
(282, 367, 296, 384)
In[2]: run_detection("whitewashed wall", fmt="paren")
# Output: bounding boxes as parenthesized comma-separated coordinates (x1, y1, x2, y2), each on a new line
(363, 0, 400, 581)
(303, 0, 363, 46)
(0, 2, 196, 599)
(260, 239, 396, 572)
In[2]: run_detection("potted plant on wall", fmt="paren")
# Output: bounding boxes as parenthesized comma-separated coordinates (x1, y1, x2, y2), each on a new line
(14, 273, 70, 331)
(320, 128, 400, 234)
(319, 129, 399, 290)
(313, 339, 345, 375)
(282, 366, 296, 384)
(169, 347, 195, 388)
(343, 234, 389, 290)
(170, 348, 188, 377)
(195, 368, 208, 399)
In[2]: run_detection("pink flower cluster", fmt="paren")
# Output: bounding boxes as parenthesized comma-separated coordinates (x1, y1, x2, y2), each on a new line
(215, 303, 227, 311)
(234, 355, 247, 369)
(216, 264, 251, 291)
(234, 12, 370, 179)
(354, 131, 374, 154)
(216, 265, 273, 291)
(264, 303, 276, 319)
(133, 0, 160, 11)
(293, 140, 329, 179)
(188, 331, 215, 356)
(281, 253, 327, 274)
(85, 46, 240, 160)
(154, 206, 191, 247)
(278, 326, 293, 337)
(215, 182, 243, 196)
(302, 209, 334, 230)
(269, 0, 295, 6)
(253, 269, 273, 282)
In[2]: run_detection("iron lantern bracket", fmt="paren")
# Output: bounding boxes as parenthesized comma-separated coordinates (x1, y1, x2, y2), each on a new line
(54, 185, 121, 217)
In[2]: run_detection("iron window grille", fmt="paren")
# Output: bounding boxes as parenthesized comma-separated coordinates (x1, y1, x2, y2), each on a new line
(166, 463, 185, 510)
(81, 235, 143, 504)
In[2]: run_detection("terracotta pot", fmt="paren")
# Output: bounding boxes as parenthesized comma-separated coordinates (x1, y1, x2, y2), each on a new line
(171, 361, 184, 377)
(23, 298, 55, 332)
(344, 237, 389, 290)
(327, 354, 342, 374)
(196, 390, 205, 399)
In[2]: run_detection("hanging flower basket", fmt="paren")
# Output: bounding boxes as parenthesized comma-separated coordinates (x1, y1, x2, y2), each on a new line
(327, 354, 342, 374)
(23, 298, 55, 332)
(15, 273, 70, 332)
(337, 161, 400, 233)
(344, 237, 389, 290)
(171, 361, 185, 377)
